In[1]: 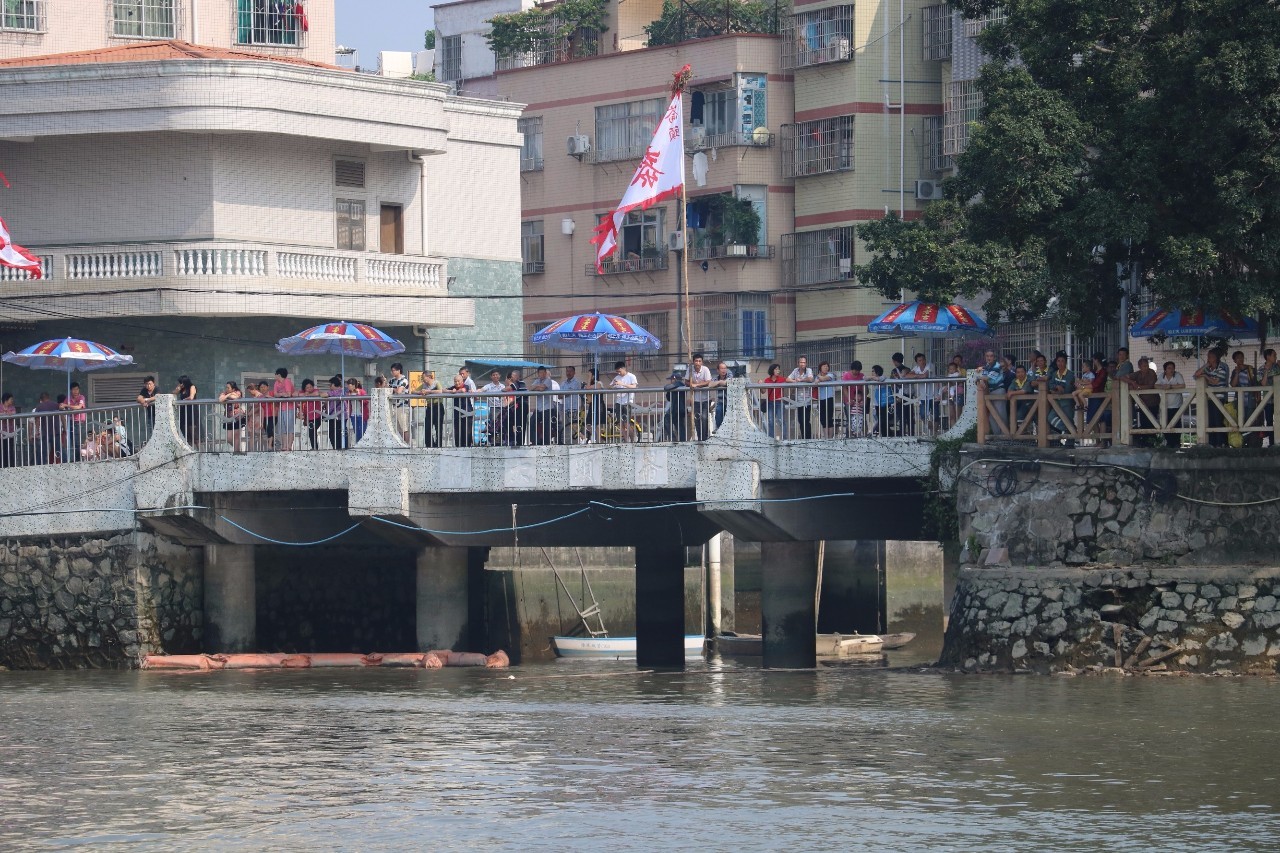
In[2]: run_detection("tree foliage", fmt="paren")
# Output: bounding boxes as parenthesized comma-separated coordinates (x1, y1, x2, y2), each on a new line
(644, 0, 779, 46)
(424, 29, 435, 50)
(856, 0, 1280, 331)
(486, 0, 609, 59)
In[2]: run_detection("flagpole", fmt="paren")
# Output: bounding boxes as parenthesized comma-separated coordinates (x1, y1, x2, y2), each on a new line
(672, 64, 694, 441)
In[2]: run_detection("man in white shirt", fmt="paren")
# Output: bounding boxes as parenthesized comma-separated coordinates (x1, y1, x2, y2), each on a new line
(787, 356, 815, 439)
(388, 362, 411, 443)
(559, 365, 583, 443)
(687, 352, 713, 440)
(610, 360, 638, 442)
(479, 369, 510, 445)
(529, 366, 561, 445)
(452, 367, 477, 447)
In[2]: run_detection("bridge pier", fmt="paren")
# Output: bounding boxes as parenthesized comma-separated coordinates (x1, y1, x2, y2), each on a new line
(416, 546, 473, 651)
(203, 544, 256, 653)
(761, 541, 819, 669)
(635, 542, 686, 668)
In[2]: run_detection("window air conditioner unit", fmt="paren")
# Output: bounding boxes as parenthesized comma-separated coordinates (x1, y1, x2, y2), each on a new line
(567, 134, 591, 158)
(838, 257, 852, 275)
(826, 37, 851, 61)
(687, 125, 707, 148)
(694, 340, 719, 358)
(667, 231, 685, 251)
(915, 179, 945, 200)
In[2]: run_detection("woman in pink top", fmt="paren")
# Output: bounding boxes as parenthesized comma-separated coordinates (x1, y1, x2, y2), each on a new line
(841, 360, 866, 436)
(345, 377, 369, 444)
(61, 382, 88, 462)
(273, 367, 296, 451)
(762, 363, 788, 439)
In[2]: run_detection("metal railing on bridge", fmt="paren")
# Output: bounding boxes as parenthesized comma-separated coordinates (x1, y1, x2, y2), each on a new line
(0, 403, 154, 467)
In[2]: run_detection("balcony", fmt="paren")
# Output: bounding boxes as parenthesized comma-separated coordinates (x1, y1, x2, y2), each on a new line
(685, 128, 775, 153)
(691, 244, 775, 261)
(780, 5, 855, 70)
(0, 242, 460, 326)
(585, 255, 669, 276)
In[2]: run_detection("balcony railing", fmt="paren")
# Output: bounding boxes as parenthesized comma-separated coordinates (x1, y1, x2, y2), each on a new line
(585, 255, 669, 275)
(686, 128, 775, 152)
(10, 242, 447, 290)
(522, 261, 545, 274)
(691, 244, 775, 261)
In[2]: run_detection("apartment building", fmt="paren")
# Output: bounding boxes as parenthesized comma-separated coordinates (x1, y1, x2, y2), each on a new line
(0, 1, 524, 404)
(435, 0, 986, 378)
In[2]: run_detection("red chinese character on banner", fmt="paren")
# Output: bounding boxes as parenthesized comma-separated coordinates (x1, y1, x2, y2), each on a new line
(631, 147, 664, 189)
(669, 125, 680, 141)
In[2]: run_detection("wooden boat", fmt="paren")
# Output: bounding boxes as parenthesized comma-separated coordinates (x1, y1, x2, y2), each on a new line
(715, 631, 913, 657)
(551, 634, 706, 660)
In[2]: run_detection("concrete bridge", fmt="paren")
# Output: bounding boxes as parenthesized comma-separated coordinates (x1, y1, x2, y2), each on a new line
(0, 378, 976, 669)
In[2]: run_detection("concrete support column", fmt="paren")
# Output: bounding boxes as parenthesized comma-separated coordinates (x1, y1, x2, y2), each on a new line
(761, 540, 819, 669)
(417, 546, 470, 651)
(635, 542, 686, 669)
(719, 532, 735, 632)
(203, 544, 255, 653)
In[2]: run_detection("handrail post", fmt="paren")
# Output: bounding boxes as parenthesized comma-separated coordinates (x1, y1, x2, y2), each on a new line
(1036, 387, 1048, 448)
(1116, 382, 1131, 446)
(976, 382, 988, 444)
(1273, 375, 1280, 449)
(1195, 376, 1208, 446)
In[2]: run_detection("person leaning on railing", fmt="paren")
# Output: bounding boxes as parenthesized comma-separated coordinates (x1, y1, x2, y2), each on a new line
(1155, 361, 1185, 449)
(0, 393, 16, 468)
(1259, 349, 1280, 440)
(1194, 349, 1230, 448)
(1044, 351, 1074, 440)
(841, 361, 866, 437)
(417, 370, 445, 448)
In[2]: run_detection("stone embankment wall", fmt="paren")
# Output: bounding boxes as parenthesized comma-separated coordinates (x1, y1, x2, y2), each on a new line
(957, 447, 1280, 567)
(941, 566, 1280, 674)
(0, 532, 202, 669)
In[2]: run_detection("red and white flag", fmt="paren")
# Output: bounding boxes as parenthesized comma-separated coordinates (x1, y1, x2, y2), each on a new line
(591, 65, 690, 273)
(0, 215, 43, 279)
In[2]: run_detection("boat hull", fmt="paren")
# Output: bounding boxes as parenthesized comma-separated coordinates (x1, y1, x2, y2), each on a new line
(551, 635, 705, 659)
(716, 632, 896, 657)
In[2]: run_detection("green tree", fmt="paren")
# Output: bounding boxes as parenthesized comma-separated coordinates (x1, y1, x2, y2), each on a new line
(857, 0, 1280, 331)
(424, 30, 435, 50)
(644, 0, 778, 47)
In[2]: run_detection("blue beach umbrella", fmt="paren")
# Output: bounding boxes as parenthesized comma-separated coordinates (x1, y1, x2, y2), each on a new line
(868, 301, 992, 336)
(530, 311, 661, 375)
(1130, 307, 1259, 340)
(2, 336, 135, 398)
(277, 321, 406, 383)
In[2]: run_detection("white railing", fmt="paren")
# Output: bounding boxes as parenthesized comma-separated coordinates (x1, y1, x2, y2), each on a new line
(278, 252, 358, 282)
(175, 248, 268, 277)
(0, 255, 51, 281)
(367, 258, 444, 288)
(66, 252, 163, 279)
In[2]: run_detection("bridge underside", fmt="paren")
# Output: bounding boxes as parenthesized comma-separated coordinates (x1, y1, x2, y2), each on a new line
(700, 478, 930, 543)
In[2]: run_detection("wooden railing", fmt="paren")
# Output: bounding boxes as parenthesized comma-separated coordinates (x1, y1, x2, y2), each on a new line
(976, 377, 1280, 448)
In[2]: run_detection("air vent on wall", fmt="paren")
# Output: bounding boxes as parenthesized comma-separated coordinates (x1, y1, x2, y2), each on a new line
(335, 159, 366, 188)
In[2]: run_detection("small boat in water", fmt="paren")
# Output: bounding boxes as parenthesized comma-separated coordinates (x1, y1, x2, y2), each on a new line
(715, 631, 915, 657)
(551, 634, 706, 660)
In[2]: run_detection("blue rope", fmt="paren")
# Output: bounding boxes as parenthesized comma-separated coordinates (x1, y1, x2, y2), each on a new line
(372, 506, 592, 537)
(218, 516, 363, 546)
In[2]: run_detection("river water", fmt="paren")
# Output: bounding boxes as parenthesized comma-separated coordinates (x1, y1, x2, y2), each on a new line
(2, 653, 1277, 851)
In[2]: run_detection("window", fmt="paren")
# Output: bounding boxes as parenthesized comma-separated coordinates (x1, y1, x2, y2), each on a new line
(783, 116, 854, 177)
(521, 221, 544, 274)
(963, 5, 1006, 37)
(943, 80, 983, 156)
(781, 226, 856, 287)
(587, 209, 668, 274)
(593, 98, 664, 162)
(518, 117, 543, 172)
(780, 5, 854, 70)
(922, 5, 952, 61)
(335, 159, 366, 189)
(922, 115, 953, 173)
(236, 0, 305, 47)
(629, 311, 669, 371)
(689, 75, 770, 149)
(1, 0, 43, 31)
(336, 199, 365, 251)
(113, 0, 175, 39)
(439, 35, 462, 82)
(698, 293, 775, 359)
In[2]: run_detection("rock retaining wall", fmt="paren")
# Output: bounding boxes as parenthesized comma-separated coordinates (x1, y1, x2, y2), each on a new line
(941, 566, 1280, 674)
(957, 447, 1280, 567)
(0, 531, 202, 669)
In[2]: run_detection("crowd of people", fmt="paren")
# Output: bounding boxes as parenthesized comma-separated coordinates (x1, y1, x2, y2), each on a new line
(977, 345, 1279, 447)
(0, 382, 133, 467)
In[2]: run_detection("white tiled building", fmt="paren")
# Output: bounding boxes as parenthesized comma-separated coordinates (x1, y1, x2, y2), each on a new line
(0, 1, 525, 404)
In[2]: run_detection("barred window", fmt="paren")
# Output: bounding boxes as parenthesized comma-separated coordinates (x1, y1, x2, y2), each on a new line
(439, 34, 461, 82)
(781, 227, 856, 287)
(594, 98, 664, 163)
(943, 80, 983, 156)
(521, 221, 544, 274)
(518, 117, 543, 172)
(783, 116, 854, 178)
(1, 0, 44, 31)
(113, 0, 176, 38)
(963, 5, 1006, 37)
(336, 199, 365, 251)
(629, 312, 669, 371)
(780, 5, 853, 70)
(921, 115, 953, 173)
(697, 293, 776, 359)
(922, 5, 952, 61)
(236, 0, 305, 47)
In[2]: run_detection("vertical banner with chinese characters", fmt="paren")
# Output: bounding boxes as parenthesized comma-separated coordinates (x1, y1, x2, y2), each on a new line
(590, 65, 690, 274)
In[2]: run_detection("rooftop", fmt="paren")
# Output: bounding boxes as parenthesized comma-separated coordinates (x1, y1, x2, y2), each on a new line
(0, 40, 345, 71)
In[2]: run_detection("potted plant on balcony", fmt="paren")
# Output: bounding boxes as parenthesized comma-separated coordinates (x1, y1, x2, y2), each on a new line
(721, 198, 761, 257)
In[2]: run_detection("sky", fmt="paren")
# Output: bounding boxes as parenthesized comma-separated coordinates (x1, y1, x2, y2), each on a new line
(334, 0, 435, 69)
